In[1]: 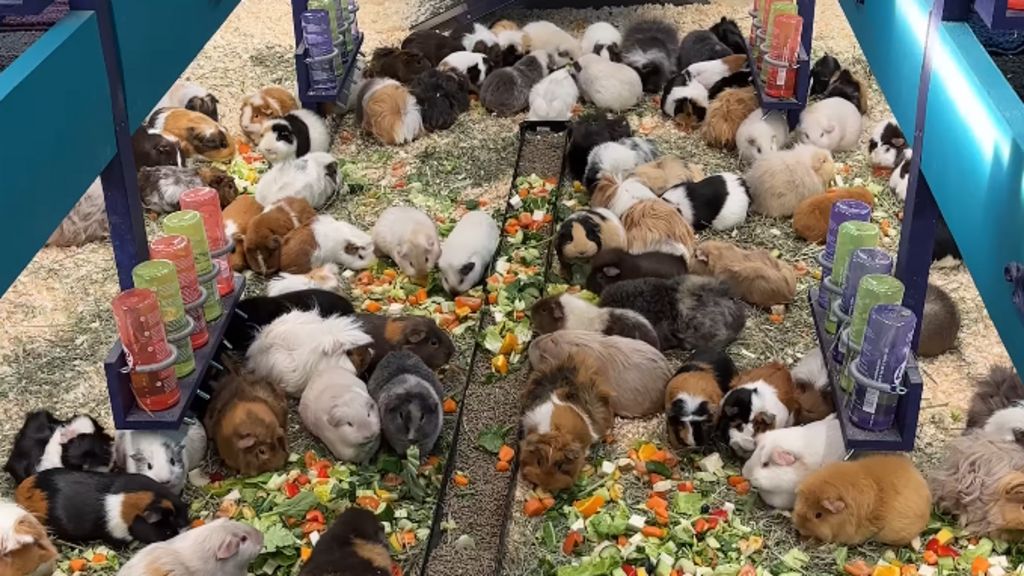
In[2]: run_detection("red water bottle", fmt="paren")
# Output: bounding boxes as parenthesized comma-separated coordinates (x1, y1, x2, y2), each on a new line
(111, 288, 181, 412)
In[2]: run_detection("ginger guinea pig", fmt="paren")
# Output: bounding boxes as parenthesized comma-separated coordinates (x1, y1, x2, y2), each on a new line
(689, 240, 796, 309)
(628, 155, 705, 195)
(244, 197, 317, 276)
(793, 187, 874, 244)
(240, 85, 299, 144)
(700, 86, 758, 150)
(203, 368, 289, 476)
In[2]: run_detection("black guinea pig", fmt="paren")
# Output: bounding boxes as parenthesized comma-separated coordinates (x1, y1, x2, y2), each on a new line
(4, 411, 114, 485)
(823, 68, 867, 114)
(223, 289, 355, 353)
(409, 68, 471, 132)
(810, 53, 841, 97)
(585, 247, 688, 295)
(298, 507, 391, 576)
(132, 128, 184, 169)
(366, 47, 433, 84)
(567, 112, 633, 181)
(354, 314, 455, 376)
(709, 17, 746, 55)
(401, 30, 463, 66)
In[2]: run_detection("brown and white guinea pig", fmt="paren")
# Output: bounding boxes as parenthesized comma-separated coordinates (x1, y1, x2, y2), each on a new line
(156, 81, 219, 121)
(718, 363, 799, 458)
(371, 206, 440, 283)
(491, 19, 519, 34)
(628, 155, 705, 196)
(930, 432, 1024, 540)
(118, 519, 263, 576)
(620, 20, 679, 93)
(665, 349, 738, 450)
(689, 240, 796, 309)
(147, 108, 235, 162)
(0, 501, 57, 576)
(621, 199, 697, 263)
(132, 128, 184, 169)
(661, 72, 709, 131)
(661, 173, 750, 232)
(522, 21, 580, 68)
(790, 347, 834, 425)
(531, 293, 660, 349)
(591, 174, 658, 218)
(746, 144, 835, 217)
(137, 165, 238, 214)
(479, 50, 549, 117)
(823, 68, 868, 115)
(555, 209, 627, 271)
(355, 78, 424, 146)
(4, 411, 114, 486)
(222, 195, 264, 272)
(402, 30, 463, 66)
(585, 247, 687, 295)
(409, 68, 471, 133)
(298, 507, 394, 576)
(239, 85, 299, 144)
(275, 215, 375, 275)
(794, 454, 931, 545)
(520, 362, 614, 492)
(15, 469, 189, 546)
(792, 186, 875, 244)
(354, 314, 455, 376)
(366, 47, 432, 84)
(244, 197, 317, 276)
(257, 109, 330, 164)
(867, 118, 907, 170)
(438, 51, 492, 90)
(700, 86, 758, 150)
(203, 365, 289, 475)
(528, 331, 672, 418)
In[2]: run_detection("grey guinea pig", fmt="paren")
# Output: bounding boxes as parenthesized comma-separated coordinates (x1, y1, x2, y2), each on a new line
(598, 275, 746, 351)
(138, 165, 238, 214)
(355, 314, 455, 376)
(531, 292, 660, 349)
(620, 19, 680, 93)
(585, 247, 688, 295)
(917, 283, 960, 358)
(555, 208, 627, 271)
(479, 50, 549, 117)
(365, 351, 445, 456)
(117, 519, 263, 576)
(132, 128, 184, 169)
(676, 29, 732, 71)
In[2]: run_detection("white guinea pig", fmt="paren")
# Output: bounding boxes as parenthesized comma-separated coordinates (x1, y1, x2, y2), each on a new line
(310, 215, 376, 271)
(117, 519, 263, 576)
(736, 109, 789, 164)
(439, 210, 500, 295)
(114, 421, 206, 494)
(254, 151, 340, 209)
(299, 364, 381, 463)
(741, 415, 846, 510)
(372, 206, 441, 282)
(797, 97, 862, 152)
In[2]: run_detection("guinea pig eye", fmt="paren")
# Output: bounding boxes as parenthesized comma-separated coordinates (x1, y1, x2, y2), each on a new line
(346, 421, 353, 427)
(257, 446, 268, 457)
(169, 458, 176, 467)
(814, 512, 823, 519)
(755, 146, 762, 155)
(430, 338, 439, 347)
(240, 535, 248, 543)
(762, 461, 769, 468)
(148, 462, 154, 471)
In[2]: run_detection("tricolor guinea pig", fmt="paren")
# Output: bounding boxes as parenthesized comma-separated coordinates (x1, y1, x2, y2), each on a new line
(530, 292, 660, 349)
(239, 85, 299, 144)
(792, 186, 875, 244)
(204, 366, 289, 476)
(147, 108, 235, 162)
(689, 240, 796, 309)
(137, 165, 238, 214)
(584, 248, 687, 295)
(366, 351, 445, 456)
(661, 72, 709, 131)
(685, 54, 748, 90)
(628, 155, 705, 196)
(355, 79, 424, 146)
(676, 29, 732, 71)
(0, 501, 57, 576)
(222, 195, 264, 272)
(4, 411, 113, 486)
(459, 22, 501, 59)
(621, 199, 697, 261)
(366, 47, 432, 84)
(661, 173, 750, 232)
(132, 128, 185, 169)
(620, 19, 680, 93)
(581, 22, 622, 61)
(278, 215, 375, 275)
(718, 362, 799, 458)
(867, 118, 907, 169)
(298, 507, 393, 576)
(746, 144, 835, 217)
(590, 174, 658, 218)
(266, 263, 342, 297)
(354, 314, 454, 376)
(257, 109, 330, 164)
(438, 210, 500, 295)
(521, 20, 580, 67)
(665, 349, 737, 450)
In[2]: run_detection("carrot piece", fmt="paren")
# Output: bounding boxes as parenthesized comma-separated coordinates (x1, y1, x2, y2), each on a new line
(416, 288, 428, 302)
(617, 535, 628, 547)
(562, 530, 584, 555)
(648, 473, 665, 484)
(648, 450, 669, 463)
(504, 222, 520, 235)
(91, 553, 107, 565)
(901, 566, 919, 576)
(503, 273, 517, 284)
(769, 313, 784, 324)
(356, 271, 374, 285)
(498, 445, 515, 463)
(543, 213, 554, 223)
(364, 300, 383, 313)
(738, 566, 756, 576)
(407, 295, 419, 305)
(455, 296, 483, 312)
(971, 557, 990, 576)
(523, 498, 548, 517)
(191, 518, 206, 528)
(513, 310, 526, 320)
(727, 476, 746, 487)
(453, 473, 470, 487)
(519, 213, 534, 228)
(641, 525, 666, 538)
(300, 546, 313, 562)
(735, 481, 751, 495)
(391, 564, 403, 576)
(922, 551, 938, 565)
(487, 292, 498, 305)
(69, 559, 88, 572)
(843, 560, 872, 576)
(382, 269, 398, 280)
(356, 496, 381, 510)
(496, 461, 511, 472)
(237, 142, 252, 155)
(443, 397, 458, 413)
(401, 531, 417, 547)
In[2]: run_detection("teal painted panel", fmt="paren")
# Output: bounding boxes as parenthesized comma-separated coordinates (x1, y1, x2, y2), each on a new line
(110, 0, 241, 127)
(0, 11, 116, 295)
(839, 0, 930, 145)
(919, 21, 1024, 370)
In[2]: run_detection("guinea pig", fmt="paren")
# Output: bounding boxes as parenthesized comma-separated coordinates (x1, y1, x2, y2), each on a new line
(156, 81, 219, 121)
(620, 19, 680, 93)
(676, 30, 732, 71)
(661, 172, 750, 232)
(797, 97, 863, 152)
(366, 47, 432, 84)
(239, 85, 299, 144)
(621, 199, 697, 261)
(147, 107, 235, 162)
(459, 22, 500, 57)
(628, 156, 704, 195)
(132, 128, 185, 169)
(5, 411, 113, 485)
(257, 109, 330, 164)
(15, 469, 189, 546)
(244, 196, 317, 276)
(222, 195, 264, 272)
(583, 137, 660, 192)
(496, 28, 526, 67)
(0, 501, 57, 576)
(889, 148, 912, 202)
(585, 247, 687, 295)
(527, 68, 579, 121)
(599, 275, 746, 351)
(298, 507, 393, 576)
(299, 364, 380, 463)
(791, 348, 835, 425)
(746, 144, 835, 217)
(355, 78, 423, 146)
(591, 174, 658, 217)
(137, 165, 238, 214)
(718, 362, 798, 457)
(700, 86, 758, 149)
(793, 454, 931, 545)
(246, 310, 373, 397)
(522, 20, 580, 67)
(571, 53, 643, 112)
(554, 208, 627, 272)
(371, 206, 441, 283)
(118, 519, 263, 576)
(254, 151, 339, 209)
(741, 415, 845, 510)
(965, 365, 1024, 436)
(438, 210, 499, 295)
(685, 54, 748, 90)
(491, 19, 519, 34)
(266, 263, 342, 297)
(567, 112, 632, 181)
(664, 349, 737, 450)
(402, 30, 463, 66)
(531, 293, 660, 348)
(354, 314, 455, 376)
(867, 118, 907, 169)
(809, 53, 841, 97)
(45, 180, 108, 247)
(520, 363, 614, 492)
(366, 351, 445, 456)
(204, 366, 289, 475)
(736, 109, 789, 165)
(933, 211, 963, 266)
(224, 288, 355, 352)
(823, 68, 868, 114)
(710, 17, 747, 54)
(792, 186, 875, 243)
(114, 425, 201, 495)
(689, 240, 796, 309)
(582, 22, 622, 61)
(660, 72, 709, 131)
(410, 68, 471, 132)
(438, 51, 491, 90)
(479, 50, 548, 117)
(295, 214, 376, 273)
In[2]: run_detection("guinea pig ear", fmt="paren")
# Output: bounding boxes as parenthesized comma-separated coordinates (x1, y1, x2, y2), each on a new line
(562, 441, 584, 463)
(602, 266, 621, 278)
(822, 497, 846, 514)
(268, 235, 282, 250)
(1002, 476, 1024, 501)
(327, 405, 349, 428)
(406, 326, 427, 344)
(892, 137, 906, 148)
(1013, 428, 1024, 447)
(236, 433, 257, 450)
(770, 448, 798, 467)
(216, 534, 241, 560)
(823, 122, 836, 134)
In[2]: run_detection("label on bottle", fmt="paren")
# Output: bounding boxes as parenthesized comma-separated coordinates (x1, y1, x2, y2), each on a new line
(862, 388, 879, 414)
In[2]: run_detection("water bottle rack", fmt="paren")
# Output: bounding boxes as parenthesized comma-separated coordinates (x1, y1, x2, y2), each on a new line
(290, 0, 364, 109)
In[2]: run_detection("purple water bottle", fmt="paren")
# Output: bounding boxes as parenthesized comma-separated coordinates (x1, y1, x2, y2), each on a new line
(302, 10, 338, 92)
(817, 199, 872, 309)
(847, 304, 916, 431)
(830, 248, 894, 362)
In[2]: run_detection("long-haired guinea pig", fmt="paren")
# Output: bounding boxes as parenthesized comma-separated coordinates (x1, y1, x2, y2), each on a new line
(531, 293, 660, 348)
(793, 186, 875, 244)
(355, 78, 424, 146)
(794, 454, 931, 545)
(298, 507, 393, 576)
(155, 81, 219, 121)
(661, 173, 750, 232)
(225, 289, 354, 353)
(479, 50, 549, 117)
(527, 67, 579, 121)
(965, 365, 1024, 443)
(254, 151, 339, 209)
(689, 240, 796, 309)
(583, 137, 659, 192)
(239, 85, 299, 144)
(520, 363, 613, 492)
(661, 72, 709, 131)
(746, 144, 835, 217)
(628, 156, 705, 196)
(797, 97, 862, 153)
(204, 365, 288, 475)
(279, 215, 375, 275)
(677, 30, 732, 71)
(5, 411, 113, 486)
(402, 30, 463, 66)
(0, 501, 57, 576)
(16, 469, 188, 546)
(244, 197, 317, 276)
(931, 431, 1024, 539)
(496, 28, 526, 67)
(567, 112, 632, 181)
(621, 199, 697, 262)
(371, 206, 440, 283)
(736, 109, 789, 165)
(300, 364, 380, 463)
(582, 22, 622, 61)
(621, 19, 680, 93)
(266, 264, 342, 298)
(867, 118, 907, 170)
(570, 53, 643, 112)
(700, 86, 758, 149)
(132, 128, 184, 169)
(354, 314, 454, 377)
(257, 109, 330, 164)
(458, 22, 500, 59)
(147, 108, 235, 162)
(118, 519, 263, 576)
(46, 180, 109, 248)
(665, 349, 737, 450)
(366, 351, 445, 456)
(710, 17, 747, 54)
(366, 47, 432, 84)
(810, 54, 841, 97)
(410, 69, 471, 132)
(114, 427, 193, 495)
(823, 68, 868, 114)
(585, 248, 687, 295)
(591, 174, 657, 217)
(138, 165, 238, 214)
(522, 21, 580, 67)
(438, 51, 491, 90)
(439, 210, 500, 295)
(223, 195, 264, 272)
(719, 363, 798, 457)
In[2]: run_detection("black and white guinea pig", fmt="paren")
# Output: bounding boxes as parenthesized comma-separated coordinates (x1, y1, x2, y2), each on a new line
(665, 349, 738, 450)
(867, 118, 907, 169)
(567, 112, 633, 181)
(676, 30, 732, 71)
(438, 50, 492, 89)
(582, 22, 623, 61)
(156, 81, 219, 121)
(4, 411, 113, 485)
(810, 53, 841, 97)
(298, 507, 391, 576)
(409, 68, 471, 132)
(620, 19, 680, 93)
(660, 72, 708, 131)
(661, 173, 750, 232)
(889, 148, 912, 202)
(585, 247, 688, 295)
(223, 289, 355, 353)
(115, 423, 207, 495)
(555, 208, 627, 270)
(458, 22, 501, 58)
(823, 68, 868, 114)
(256, 109, 330, 164)
(366, 47, 432, 84)
(132, 128, 184, 169)
(496, 29, 526, 67)
(933, 211, 963, 265)
(531, 292, 661, 348)
(15, 469, 189, 546)
(365, 350, 445, 456)
(685, 53, 749, 91)
(710, 17, 747, 55)
(583, 137, 660, 192)
(401, 30, 463, 66)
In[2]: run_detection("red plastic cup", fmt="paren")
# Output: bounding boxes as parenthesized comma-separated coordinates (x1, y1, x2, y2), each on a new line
(150, 235, 210, 348)
(179, 187, 234, 297)
(111, 288, 181, 412)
